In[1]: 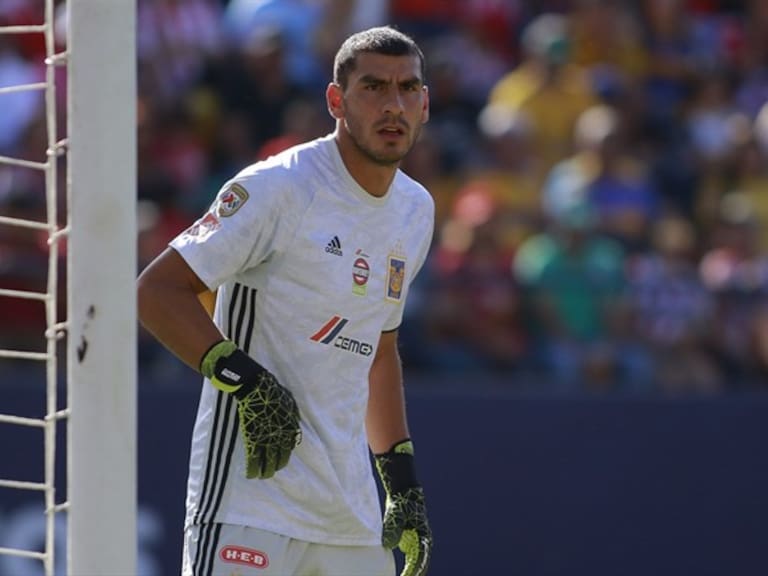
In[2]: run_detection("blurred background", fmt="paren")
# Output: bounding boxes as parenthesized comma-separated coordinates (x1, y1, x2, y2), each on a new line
(3, 0, 768, 575)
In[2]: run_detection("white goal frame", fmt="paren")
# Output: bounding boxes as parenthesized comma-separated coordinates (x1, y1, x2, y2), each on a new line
(67, 1, 137, 576)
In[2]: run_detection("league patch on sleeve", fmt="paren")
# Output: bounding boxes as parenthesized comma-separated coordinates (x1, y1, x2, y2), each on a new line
(215, 182, 249, 217)
(386, 256, 406, 302)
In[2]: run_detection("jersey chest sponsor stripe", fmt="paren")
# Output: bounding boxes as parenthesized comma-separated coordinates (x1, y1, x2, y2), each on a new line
(310, 315, 348, 344)
(193, 284, 257, 573)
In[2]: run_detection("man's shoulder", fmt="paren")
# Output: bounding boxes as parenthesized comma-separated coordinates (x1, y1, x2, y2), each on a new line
(394, 170, 435, 210)
(240, 135, 333, 175)
(230, 136, 334, 196)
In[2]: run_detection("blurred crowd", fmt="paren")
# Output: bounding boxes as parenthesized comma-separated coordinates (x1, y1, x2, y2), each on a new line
(2, 0, 768, 394)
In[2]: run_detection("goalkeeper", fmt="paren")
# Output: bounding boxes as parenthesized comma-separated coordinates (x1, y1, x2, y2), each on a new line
(137, 25, 433, 576)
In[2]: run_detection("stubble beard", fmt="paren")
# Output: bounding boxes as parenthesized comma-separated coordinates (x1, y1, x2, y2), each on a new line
(344, 119, 421, 167)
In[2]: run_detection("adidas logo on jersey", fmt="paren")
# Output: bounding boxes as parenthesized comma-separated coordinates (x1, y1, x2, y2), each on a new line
(325, 236, 343, 256)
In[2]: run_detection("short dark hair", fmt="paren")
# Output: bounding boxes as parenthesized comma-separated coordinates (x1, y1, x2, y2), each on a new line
(333, 26, 426, 89)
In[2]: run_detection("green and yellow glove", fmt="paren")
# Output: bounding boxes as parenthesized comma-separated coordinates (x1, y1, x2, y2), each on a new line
(375, 439, 433, 576)
(201, 340, 301, 479)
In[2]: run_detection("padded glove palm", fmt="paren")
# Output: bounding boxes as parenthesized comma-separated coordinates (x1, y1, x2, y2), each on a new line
(201, 340, 301, 479)
(375, 440, 433, 576)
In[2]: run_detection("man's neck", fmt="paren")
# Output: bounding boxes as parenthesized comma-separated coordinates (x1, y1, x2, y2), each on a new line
(334, 132, 398, 198)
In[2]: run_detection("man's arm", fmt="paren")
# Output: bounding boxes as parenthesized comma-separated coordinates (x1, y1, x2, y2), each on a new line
(137, 247, 225, 370)
(368, 329, 432, 576)
(137, 246, 301, 478)
(366, 329, 409, 453)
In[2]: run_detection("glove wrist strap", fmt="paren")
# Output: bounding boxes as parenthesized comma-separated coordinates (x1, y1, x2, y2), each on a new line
(200, 339, 237, 377)
(202, 341, 271, 399)
(375, 439, 420, 494)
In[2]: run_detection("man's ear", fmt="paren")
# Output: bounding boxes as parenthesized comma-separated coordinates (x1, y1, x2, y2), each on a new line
(326, 83, 344, 119)
(421, 85, 430, 124)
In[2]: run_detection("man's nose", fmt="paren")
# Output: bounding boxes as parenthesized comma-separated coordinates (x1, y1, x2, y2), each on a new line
(382, 89, 405, 115)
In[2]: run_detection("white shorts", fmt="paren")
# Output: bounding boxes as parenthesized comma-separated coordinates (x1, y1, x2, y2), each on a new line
(182, 523, 395, 576)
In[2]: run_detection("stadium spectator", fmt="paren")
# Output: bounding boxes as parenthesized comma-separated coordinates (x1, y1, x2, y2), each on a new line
(222, 0, 389, 94)
(636, 0, 703, 219)
(583, 105, 661, 253)
(513, 202, 631, 391)
(540, 103, 660, 254)
(626, 214, 721, 394)
(0, 37, 44, 156)
(195, 25, 312, 165)
(699, 193, 768, 387)
(569, 0, 648, 83)
(733, 0, 768, 119)
(0, 181, 48, 352)
(418, 184, 530, 374)
(486, 12, 597, 174)
(735, 103, 768, 254)
(137, 0, 225, 107)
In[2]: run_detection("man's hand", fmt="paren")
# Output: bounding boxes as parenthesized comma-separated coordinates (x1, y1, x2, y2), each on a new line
(375, 440, 432, 576)
(201, 340, 301, 479)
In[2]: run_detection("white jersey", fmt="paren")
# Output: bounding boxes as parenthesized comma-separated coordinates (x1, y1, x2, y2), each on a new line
(170, 134, 434, 546)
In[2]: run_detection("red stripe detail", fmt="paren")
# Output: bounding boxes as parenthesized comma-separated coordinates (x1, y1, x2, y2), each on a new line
(310, 316, 341, 342)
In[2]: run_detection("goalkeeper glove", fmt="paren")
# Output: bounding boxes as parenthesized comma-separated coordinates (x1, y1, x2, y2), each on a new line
(201, 340, 301, 479)
(375, 439, 433, 576)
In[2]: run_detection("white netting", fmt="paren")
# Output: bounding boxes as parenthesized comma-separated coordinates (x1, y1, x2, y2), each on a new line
(0, 1, 68, 575)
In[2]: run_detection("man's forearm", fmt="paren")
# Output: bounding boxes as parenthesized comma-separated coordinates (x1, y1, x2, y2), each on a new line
(137, 248, 224, 371)
(366, 331, 409, 453)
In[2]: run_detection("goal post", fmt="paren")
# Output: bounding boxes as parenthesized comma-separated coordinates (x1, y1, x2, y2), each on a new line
(67, 1, 137, 575)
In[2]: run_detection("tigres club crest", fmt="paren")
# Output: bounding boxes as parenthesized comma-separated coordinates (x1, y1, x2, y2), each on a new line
(216, 183, 249, 217)
(386, 256, 406, 302)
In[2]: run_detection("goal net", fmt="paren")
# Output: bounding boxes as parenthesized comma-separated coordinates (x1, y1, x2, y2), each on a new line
(0, 1, 136, 575)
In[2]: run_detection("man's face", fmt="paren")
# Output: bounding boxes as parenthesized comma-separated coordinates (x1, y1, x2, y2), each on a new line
(330, 52, 429, 166)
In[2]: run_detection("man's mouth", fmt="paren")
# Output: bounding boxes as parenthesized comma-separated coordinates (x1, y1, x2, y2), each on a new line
(378, 125, 405, 136)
